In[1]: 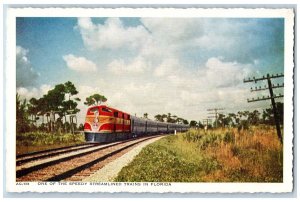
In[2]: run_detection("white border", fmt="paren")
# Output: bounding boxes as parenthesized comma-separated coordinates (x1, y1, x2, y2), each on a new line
(5, 7, 294, 193)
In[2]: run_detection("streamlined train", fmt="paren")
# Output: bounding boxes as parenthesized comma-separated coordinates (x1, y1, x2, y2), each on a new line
(84, 105, 189, 143)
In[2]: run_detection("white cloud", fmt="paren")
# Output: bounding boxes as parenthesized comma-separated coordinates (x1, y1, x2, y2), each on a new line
(154, 58, 180, 77)
(77, 17, 150, 50)
(202, 57, 252, 88)
(195, 34, 234, 51)
(40, 84, 52, 95)
(16, 46, 39, 87)
(21, 55, 256, 124)
(17, 87, 39, 100)
(63, 54, 97, 72)
(17, 84, 52, 100)
(70, 18, 270, 122)
(141, 18, 204, 45)
(108, 56, 149, 75)
(105, 56, 255, 120)
(77, 17, 95, 30)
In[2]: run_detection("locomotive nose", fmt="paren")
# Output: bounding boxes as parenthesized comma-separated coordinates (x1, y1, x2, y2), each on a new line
(84, 123, 92, 131)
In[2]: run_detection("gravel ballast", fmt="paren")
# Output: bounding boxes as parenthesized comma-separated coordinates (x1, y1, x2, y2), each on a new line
(82, 136, 164, 182)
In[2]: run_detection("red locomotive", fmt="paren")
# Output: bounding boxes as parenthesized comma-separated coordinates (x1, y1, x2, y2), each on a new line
(84, 105, 189, 143)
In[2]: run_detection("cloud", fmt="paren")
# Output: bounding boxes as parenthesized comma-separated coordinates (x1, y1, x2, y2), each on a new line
(203, 57, 252, 88)
(141, 18, 204, 45)
(17, 84, 52, 100)
(77, 17, 150, 50)
(154, 58, 180, 77)
(63, 54, 97, 72)
(20, 55, 256, 124)
(108, 56, 149, 75)
(67, 18, 263, 122)
(33, 18, 279, 123)
(107, 55, 255, 120)
(16, 46, 39, 87)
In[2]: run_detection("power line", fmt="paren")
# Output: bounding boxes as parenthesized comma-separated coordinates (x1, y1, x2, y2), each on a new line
(244, 73, 283, 143)
(207, 108, 225, 128)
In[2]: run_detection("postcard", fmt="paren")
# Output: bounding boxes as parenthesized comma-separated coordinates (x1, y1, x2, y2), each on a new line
(4, 7, 294, 193)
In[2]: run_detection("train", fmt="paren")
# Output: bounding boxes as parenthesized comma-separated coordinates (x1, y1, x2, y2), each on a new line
(83, 105, 189, 143)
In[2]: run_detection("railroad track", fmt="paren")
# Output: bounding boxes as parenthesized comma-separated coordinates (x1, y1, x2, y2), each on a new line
(16, 135, 163, 182)
(16, 143, 98, 165)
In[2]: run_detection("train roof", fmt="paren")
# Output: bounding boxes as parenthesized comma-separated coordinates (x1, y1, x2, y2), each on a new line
(87, 105, 189, 126)
(87, 105, 130, 115)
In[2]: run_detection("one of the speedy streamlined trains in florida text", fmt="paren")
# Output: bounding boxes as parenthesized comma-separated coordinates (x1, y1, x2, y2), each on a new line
(84, 105, 189, 143)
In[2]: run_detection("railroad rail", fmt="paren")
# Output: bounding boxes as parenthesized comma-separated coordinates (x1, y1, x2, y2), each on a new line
(16, 135, 164, 181)
(16, 143, 97, 165)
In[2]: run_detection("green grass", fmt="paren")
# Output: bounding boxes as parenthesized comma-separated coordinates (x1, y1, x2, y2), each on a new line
(115, 134, 220, 182)
(16, 132, 85, 155)
(115, 127, 283, 182)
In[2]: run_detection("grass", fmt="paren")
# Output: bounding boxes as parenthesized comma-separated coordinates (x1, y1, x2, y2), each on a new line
(16, 132, 85, 155)
(115, 126, 283, 182)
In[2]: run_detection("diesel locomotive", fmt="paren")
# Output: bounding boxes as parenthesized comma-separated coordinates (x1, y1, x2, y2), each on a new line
(83, 105, 189, 143)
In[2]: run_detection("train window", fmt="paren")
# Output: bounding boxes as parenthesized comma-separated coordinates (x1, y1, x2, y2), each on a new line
(89, 107, 99, 114)
(114, 112, 118, 117)
(102, 107, 112, 113)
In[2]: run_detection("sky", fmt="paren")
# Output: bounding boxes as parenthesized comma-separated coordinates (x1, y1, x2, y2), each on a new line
(16, 17, 284, 124)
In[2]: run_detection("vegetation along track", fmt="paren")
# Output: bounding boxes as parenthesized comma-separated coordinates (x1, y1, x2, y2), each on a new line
(16, 135, 163, 181)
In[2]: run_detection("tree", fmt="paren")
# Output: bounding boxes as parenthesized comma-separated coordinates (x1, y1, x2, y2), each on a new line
(190, 120, 198, 127)
(16, 93, 30, 133)
(143, 113, 149, 119)
(27, 97, 40, 128)
(78, 123, 84, 131)
(198, 121, 204, 129)
(183, 119, 189, 125)
(154, 114, 163, 122)
(39, 81, 80, 133)
(16, 81, 81, 134)
(166, 113, 177, 123)
(64, 81, 79, 101)
(84, 94, 107, 106)
(154, 114, 168, 122)
(162, 114, 167, 122)
(172, 115, 178, 123)
(262, 102, 283, 125)
(225, 113, 237, 127)
(167, 113, 172, 123)
(154, 113, 188, 125)
(248, 110, 261, 125)
(215, 113, 226, 128)
(63, 81, 81, 113)
(175, 117, 184, 124)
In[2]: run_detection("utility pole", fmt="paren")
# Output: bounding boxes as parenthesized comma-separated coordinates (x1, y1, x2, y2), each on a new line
(207, 108, 224, 128)
(244, 73, 284, 143)
(202, 118, 212, 129)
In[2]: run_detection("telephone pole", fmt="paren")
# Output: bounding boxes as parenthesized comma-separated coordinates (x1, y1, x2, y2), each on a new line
(207, 108, 225, 128)
(244, 73, 284, 143)
(202, 118, 212, 127)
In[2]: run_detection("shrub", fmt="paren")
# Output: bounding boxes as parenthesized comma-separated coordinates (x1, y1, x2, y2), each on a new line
(222, 131, 235, 143)
(16, 132, 84, 146)
(115, 126, 283, 182)
(231, 145, 240, 156)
